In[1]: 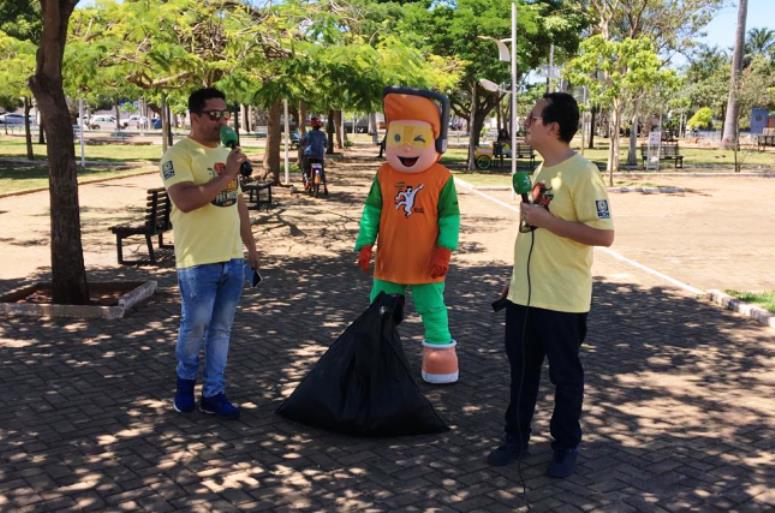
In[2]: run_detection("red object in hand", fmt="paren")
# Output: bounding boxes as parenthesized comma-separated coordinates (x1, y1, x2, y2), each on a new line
(430, 247, 452, 278)
(357, 245, 373, 273)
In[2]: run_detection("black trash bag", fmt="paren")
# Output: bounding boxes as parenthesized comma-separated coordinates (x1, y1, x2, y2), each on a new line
(276, 292, 449, 436)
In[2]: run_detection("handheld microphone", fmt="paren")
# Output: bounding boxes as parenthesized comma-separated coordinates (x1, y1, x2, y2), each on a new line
(513, 172, 535, 232)
(219, 125, 253, 177)
(512, 171, 532, 203)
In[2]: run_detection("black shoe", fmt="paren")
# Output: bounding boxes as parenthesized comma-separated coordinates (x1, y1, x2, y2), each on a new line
(486, 441, 528, 466)
(547, 447, 578, 478)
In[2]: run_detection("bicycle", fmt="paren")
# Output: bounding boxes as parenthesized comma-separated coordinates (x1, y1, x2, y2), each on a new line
(303, 157, 328, 197)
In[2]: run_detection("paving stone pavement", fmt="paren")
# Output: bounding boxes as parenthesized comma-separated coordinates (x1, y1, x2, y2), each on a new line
(1, 150, 774, 512)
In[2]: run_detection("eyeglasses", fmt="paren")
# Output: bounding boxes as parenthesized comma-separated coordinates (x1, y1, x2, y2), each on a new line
(524, 114, 542, 127)
(199, 110, 231, 121)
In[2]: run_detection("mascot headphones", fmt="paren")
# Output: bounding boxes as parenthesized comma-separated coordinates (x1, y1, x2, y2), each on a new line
(383, 86, 450, 154)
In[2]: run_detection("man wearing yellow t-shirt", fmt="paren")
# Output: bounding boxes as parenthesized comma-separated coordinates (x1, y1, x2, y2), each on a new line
(487, 93, 614, 478)
(161, 88, 258, 420)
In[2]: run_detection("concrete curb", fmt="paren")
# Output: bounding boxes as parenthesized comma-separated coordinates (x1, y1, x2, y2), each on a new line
(706, 289, 775, 329)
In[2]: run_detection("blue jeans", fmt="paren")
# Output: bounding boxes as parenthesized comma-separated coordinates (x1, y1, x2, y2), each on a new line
(176, 259, 244, 397)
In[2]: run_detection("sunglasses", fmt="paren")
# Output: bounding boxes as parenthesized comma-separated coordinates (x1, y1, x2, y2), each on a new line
(199, 110, 231, 121)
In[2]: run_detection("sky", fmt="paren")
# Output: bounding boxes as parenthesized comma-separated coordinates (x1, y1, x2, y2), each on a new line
(698, 0, 775, 52)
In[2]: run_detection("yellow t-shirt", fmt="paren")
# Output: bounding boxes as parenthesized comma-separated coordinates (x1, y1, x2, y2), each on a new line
(160, 137, 243, 269)
(508, 153, 614, 313)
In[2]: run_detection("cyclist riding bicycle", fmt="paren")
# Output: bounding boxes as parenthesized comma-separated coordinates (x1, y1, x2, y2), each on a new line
(301, 117, 328, 195)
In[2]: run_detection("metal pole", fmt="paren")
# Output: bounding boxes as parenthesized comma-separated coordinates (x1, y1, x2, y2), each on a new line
(78, 98, 85, 168)
(283, 98, 290, 185)
(548, 44, 555, 92)
(511, 1, 517, 186)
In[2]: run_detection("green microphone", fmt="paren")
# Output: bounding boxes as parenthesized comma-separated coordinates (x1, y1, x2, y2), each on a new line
(512, 171, 532, 203)
(219, 125, 252, 177)
(513, 171, 535, 232)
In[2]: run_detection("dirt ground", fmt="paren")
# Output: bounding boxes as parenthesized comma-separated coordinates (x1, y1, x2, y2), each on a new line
(472, 174, 775, 293)
(0, 150, 773, 298)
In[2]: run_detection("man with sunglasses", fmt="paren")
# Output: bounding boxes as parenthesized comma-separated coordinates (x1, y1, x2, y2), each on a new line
(487, 93, 614, 478)
(160, 87, 257, 420)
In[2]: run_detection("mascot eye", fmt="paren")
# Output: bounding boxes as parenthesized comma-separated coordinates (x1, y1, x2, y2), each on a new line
(393, 133, 401, 143)
(414, 135, 426, 143)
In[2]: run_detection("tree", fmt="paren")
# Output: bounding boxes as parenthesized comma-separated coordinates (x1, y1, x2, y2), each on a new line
(0, 30, 36, 158)
(745, 27, 775, 60)
(565, 35, 678, 184)
(687, 106, 713, 130)
(28, 0, 89, 305)
(721, 0, 747, 147)
(416, 0, 584, 169)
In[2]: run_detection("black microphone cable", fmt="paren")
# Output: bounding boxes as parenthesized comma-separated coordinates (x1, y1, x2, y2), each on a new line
(514, 228, 535, 512)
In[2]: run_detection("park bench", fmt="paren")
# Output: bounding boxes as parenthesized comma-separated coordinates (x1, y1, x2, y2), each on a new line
(640, 142, 684, 169)
(241, 178, 273, 210)
(477, 141, 536, 171)
(756, 134, 775, 151)
(109, 187, 172, 265)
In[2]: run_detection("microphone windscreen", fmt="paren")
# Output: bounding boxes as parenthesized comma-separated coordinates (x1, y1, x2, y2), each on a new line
(220, 125, 238, 148)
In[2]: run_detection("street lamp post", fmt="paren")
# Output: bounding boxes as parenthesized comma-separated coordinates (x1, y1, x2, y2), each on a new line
(478, 1, 517, 182)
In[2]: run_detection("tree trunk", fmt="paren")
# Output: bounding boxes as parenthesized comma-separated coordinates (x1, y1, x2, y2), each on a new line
(161, 96, 169, 154)
(326, 109, 335, 154)
(588, 105, 596, 149)
(242, 104, 251, 133)
(627, 112, 638, 166)
(114, 103, 121, 132)
(369, 112, 379, 144)
(467, 82, 478, 170)
(166, 101, 173, 147)
(262, 99, 282, 184)
(721, 0, 748, 148)
(23, 96, 34, 160)
(298, 102, 306, 136)
(28, 0, 89, 305)
(607, 103, 622, 186)
(334, 109, 343, 149)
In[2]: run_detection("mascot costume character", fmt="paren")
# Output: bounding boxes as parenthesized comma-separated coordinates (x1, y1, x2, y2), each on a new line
(355, 87, 461, 384)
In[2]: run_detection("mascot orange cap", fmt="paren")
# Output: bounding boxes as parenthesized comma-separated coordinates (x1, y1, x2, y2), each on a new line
(383, 93, 441, 140)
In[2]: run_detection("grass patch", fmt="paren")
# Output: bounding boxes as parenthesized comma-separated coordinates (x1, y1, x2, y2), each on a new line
(0, 160, 158, 195)
(725, 290, 775, 313)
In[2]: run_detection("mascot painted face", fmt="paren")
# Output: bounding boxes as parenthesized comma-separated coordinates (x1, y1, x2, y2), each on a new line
(383, 92, 443, 174)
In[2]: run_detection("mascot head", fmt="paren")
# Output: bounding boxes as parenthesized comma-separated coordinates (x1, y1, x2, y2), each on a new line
(383, 87, 449, 174)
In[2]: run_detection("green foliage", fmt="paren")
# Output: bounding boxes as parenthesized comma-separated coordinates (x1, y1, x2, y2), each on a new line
(564, 35, 678, 109)
(0, 30, 35, 107)
(686, 107, 713, 129)
(0, 0, 41, 42)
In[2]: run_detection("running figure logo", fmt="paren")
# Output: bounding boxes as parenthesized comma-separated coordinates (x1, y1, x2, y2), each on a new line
(395, 184, 424, 217)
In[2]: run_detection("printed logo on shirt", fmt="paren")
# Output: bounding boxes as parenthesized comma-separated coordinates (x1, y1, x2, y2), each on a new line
(394, 184, 425, 217)
(595, 199, 610, 219)
(211, 162, 238, 207)
(162, 160, 175, 180)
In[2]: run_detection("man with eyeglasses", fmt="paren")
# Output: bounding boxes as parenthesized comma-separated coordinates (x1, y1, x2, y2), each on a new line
(487, 92, 614, 478)
(160, 87, 257, 420)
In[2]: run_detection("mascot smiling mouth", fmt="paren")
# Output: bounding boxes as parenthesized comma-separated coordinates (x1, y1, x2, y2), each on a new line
(398, 156, 419, 167)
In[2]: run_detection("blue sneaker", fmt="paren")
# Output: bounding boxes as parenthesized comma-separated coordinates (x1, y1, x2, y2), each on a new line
(173, 378, 196, 413)
(200, 393, 240, 420)
(547, 448, 579, 478)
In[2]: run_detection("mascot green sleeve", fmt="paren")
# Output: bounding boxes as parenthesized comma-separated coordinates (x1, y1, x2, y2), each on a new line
(355, 87, 461, 384)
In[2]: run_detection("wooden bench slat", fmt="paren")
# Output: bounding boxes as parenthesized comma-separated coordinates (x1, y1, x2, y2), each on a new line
(109, 188, 173, 265)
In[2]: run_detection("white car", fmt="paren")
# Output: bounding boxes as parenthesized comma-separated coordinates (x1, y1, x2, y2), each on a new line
(0, 113, 28, 125)
(88, 114, 128, 130)
(125, 114, 149, 128)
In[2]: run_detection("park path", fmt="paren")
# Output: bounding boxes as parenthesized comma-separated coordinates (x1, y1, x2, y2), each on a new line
(0, 149, 773, 512)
